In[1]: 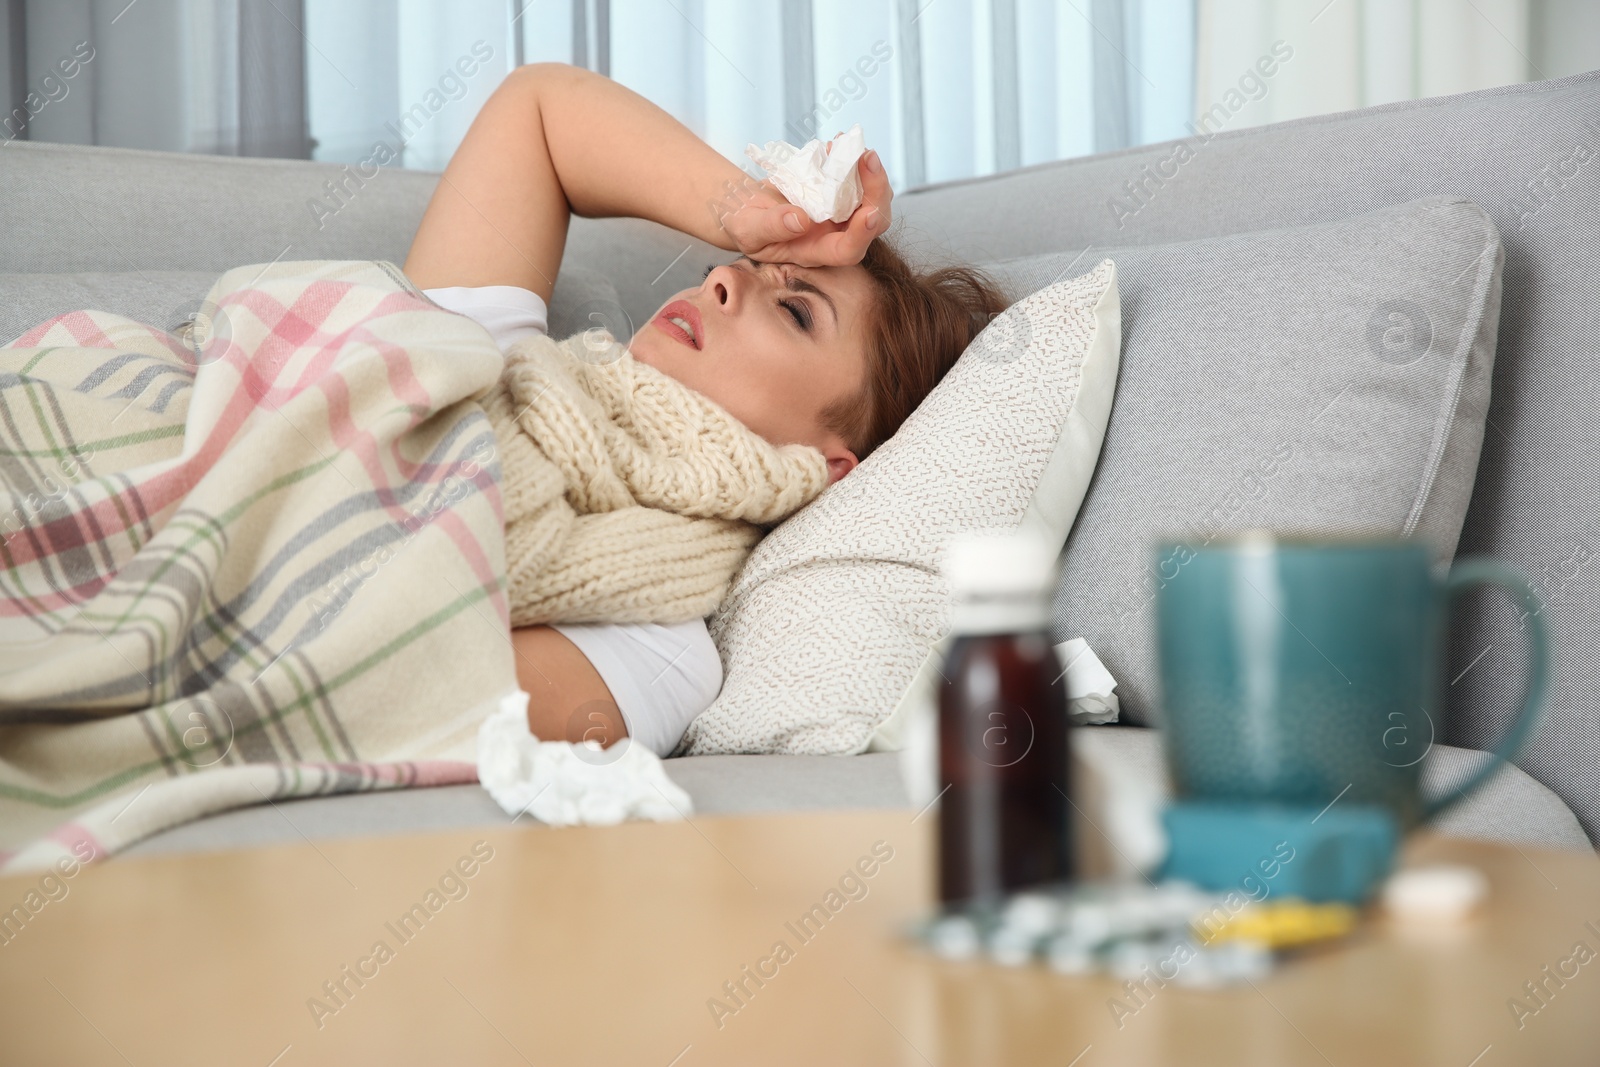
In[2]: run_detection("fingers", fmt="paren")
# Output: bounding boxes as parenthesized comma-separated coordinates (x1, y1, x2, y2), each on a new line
(802, 214, 876, 267)
(731, 200, 812, 254)
(858, 150, 894, 227)
(744, 220, 846, 268)
(754, 179, 815, 241)
(806, 153, 892, 265)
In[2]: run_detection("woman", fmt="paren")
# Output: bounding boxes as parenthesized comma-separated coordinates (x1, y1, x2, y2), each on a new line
(403, 62, 1006, 757)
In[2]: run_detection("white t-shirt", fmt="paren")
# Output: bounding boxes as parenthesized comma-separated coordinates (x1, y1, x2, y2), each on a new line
(421, 283, 721, 757)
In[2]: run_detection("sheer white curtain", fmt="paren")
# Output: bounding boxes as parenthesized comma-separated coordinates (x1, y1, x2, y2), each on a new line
(1194, 0, 1531, 130)
(9, 0, 1577, 179)
(303, 0, 511, 170)
(301, 0, 1198, 189)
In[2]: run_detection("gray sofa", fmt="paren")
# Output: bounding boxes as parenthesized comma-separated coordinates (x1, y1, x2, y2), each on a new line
(3, 69, 1595, 856)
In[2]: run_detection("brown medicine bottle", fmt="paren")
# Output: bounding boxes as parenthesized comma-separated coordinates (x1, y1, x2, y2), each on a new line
(937, 531, 1074, 908)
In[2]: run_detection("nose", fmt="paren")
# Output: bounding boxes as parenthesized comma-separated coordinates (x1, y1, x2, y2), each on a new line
(705, 261, 754, 315)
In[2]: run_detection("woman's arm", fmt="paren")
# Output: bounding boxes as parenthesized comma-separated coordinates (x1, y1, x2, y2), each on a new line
(402, 62, 889, 303)
(511, 625, 629, 747)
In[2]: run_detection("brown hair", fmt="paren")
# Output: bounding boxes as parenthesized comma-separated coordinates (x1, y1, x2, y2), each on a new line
(820, 234, 1012, 460)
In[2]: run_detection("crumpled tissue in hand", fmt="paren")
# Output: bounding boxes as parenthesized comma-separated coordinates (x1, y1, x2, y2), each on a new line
(476, 691, 693, 826)
(744, 122, 867, 224)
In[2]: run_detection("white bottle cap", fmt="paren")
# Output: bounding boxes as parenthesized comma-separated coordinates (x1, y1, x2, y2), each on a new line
(943, 529, 1058, 634)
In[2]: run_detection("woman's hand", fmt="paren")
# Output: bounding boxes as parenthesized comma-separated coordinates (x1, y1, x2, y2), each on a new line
(724, 146, 894, 269)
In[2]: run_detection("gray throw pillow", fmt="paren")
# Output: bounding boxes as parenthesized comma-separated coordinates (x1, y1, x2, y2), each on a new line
(982, 196, 1502, 728)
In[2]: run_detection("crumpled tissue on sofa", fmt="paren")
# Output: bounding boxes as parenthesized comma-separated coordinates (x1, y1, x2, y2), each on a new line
(476, 691, 693, 826)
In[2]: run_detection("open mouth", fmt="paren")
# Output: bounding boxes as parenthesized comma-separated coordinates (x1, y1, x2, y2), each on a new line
(653, 300, 703, 351)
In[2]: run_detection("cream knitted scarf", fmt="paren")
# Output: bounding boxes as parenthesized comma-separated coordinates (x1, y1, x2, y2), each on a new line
(479, 330, 830, 627)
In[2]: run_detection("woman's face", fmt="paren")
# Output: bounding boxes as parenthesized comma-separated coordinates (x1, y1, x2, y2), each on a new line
(627, 256, 875, 484)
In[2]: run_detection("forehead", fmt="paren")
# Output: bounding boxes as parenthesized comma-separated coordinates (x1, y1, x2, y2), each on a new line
(794, 261, 874, 320)
(736, 255, 871, 301)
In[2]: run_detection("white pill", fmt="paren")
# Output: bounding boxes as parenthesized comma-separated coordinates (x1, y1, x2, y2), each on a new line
(1108, 939, 1164, 980)
(1066, 903, 1114, 946)
(1208, 939, 1274, 982)
(988, 927, 1038, 967)
(1047, 937, 1095, 975)
(928, 915, 981, 960)
(1383, 865, 1489, 924)
(1003, 892, 1062, 936)
(1172, 949, 1224, 989)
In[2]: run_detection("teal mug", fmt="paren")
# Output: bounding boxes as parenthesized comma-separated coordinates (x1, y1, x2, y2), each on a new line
(1153, 533, 1548, 830)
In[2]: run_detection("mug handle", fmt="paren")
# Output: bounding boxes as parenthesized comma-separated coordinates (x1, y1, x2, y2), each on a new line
(1422, 559, 1549, 822)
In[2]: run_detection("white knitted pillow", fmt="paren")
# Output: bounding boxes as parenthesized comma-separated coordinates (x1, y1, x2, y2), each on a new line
(677, 259, 1121, 756)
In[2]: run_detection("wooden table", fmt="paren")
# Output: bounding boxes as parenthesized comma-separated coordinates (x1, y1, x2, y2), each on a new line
(2, 808, 1597, 1066)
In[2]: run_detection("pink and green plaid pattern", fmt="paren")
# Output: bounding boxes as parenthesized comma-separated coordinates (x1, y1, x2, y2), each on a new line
(0, 259, 517, 871)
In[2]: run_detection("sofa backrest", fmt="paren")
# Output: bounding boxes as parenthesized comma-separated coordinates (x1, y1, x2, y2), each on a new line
(3, 69, 1596, 840)
(0, 139, 721, 342)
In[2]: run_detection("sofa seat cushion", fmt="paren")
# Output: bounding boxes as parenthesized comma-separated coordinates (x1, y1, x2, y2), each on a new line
(122, 752, 911, 858)
(122, 731, 1590, 859)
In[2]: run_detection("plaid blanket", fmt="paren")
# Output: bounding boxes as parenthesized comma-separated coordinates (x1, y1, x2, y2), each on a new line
(0, 259, 518, 872)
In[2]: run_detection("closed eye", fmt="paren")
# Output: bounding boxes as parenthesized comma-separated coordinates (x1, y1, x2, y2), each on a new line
(728, 257, 819, 335)
(780, 297, 812, 331)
